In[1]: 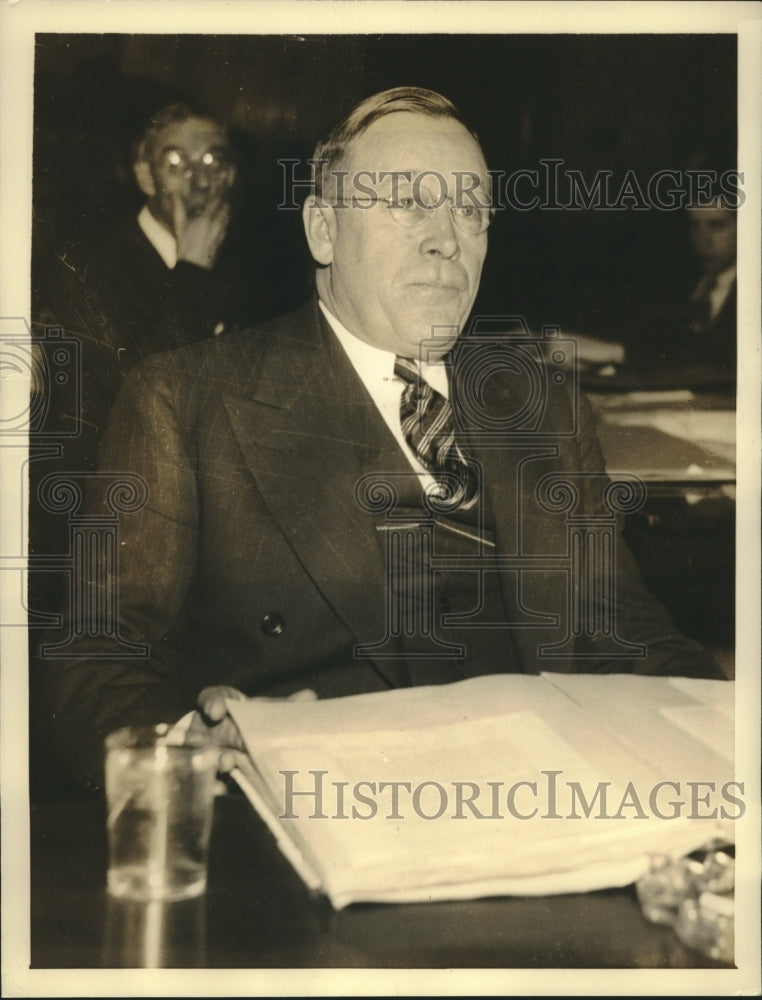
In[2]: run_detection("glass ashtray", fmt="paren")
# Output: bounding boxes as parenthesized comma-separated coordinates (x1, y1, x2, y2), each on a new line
(635, 847, 734, 963)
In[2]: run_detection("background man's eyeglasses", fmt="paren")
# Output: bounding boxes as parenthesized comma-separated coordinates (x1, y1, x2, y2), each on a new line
(160, 148, 233, 176)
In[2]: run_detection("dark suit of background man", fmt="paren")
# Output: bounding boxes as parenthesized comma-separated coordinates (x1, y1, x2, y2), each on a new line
(36, 88, 722, 791)
(624, 193, 737, 388)
(680, 196, 736, 378)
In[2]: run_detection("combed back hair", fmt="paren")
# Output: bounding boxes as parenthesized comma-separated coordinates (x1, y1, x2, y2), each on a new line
(132, 102, 227, 165)
(311, 86, 480, 198)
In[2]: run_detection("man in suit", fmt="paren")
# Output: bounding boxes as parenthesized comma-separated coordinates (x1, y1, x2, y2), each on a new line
(582, 192, 737, 388)
(33, 102, 242, 463)
(633, 192, 737, 387)
(681, 195, 736, 370)
(36, 87, 721, 791)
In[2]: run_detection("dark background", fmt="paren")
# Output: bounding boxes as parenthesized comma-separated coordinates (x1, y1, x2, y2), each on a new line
(32, 32, 737, 648)
(33, 32, 737, 332)
(28, 33, 737, 800)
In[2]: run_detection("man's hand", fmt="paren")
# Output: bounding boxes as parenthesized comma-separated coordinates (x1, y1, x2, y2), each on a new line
(173, 194, 231, 270)
(189, 685, 318, 773)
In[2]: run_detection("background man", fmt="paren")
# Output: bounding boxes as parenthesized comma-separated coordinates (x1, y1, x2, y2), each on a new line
(680, 195, 736, 370)
(36, 88, 721, 791)
(574, 191, 737, 388)
(33, 102, 242, 452)
(620, 191, 738, 388)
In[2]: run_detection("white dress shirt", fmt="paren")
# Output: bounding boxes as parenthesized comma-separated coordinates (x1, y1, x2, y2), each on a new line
(137, 204, 177, 269)
(706, 264, 736, 322)
(319, 300, 450, 498)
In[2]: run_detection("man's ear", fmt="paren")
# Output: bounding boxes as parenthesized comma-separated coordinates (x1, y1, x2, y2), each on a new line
(302, 195, 336, 266)
(133, 159, 156, 198)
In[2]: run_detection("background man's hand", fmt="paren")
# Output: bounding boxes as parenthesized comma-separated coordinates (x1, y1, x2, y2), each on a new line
(173, 194, 231, 269)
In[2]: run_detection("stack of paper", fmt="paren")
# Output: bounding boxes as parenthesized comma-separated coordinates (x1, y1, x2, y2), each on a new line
(588, 391, 736, 481)
(227, 673, 735, 910)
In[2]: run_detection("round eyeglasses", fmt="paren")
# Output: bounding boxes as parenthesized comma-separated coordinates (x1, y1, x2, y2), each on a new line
(160, 148, 233, 176)
(340, 194, 495, 236)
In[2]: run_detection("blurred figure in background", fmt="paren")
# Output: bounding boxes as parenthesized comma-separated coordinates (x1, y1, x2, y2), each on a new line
(574, 190, 737, 390)
(681, 196, 736, 357)
(637, 193, 736, 388)
(33, 101, 244, 458)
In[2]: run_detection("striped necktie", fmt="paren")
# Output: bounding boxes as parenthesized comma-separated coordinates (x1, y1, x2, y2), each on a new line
(395, 355, 479, 510)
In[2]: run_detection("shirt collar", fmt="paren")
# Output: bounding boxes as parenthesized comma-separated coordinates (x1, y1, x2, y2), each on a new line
(712, 264, 736, 294)
(317, 300, 449, 397)
(137, 204, 177, 269)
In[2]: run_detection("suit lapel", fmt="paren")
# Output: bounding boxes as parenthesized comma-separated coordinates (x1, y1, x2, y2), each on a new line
(222, 301, 411, 688)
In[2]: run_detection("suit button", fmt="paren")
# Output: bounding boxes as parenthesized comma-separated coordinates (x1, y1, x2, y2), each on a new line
(261, 612, 285, 636)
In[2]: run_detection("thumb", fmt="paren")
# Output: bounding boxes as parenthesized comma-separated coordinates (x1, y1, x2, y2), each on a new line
(288, 688, 319, 703)
(198, 685, 244, 723)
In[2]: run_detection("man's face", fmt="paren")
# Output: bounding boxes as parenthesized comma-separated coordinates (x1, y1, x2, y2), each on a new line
(311, 112, 490, 359)
(686, 201, 737, 275)
(139, 116, 235, 233)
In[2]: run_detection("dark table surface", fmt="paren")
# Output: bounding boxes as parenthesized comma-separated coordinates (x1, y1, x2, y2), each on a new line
(30, 792, 733, 970)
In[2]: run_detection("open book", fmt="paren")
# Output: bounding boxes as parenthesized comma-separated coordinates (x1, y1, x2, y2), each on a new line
(226, 673, 735, 910)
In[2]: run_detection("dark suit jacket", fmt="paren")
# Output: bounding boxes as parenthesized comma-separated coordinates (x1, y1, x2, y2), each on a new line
(36, 298, 720, 789)
(32, 216, 245, 465)
(29, 217, 256, 683)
